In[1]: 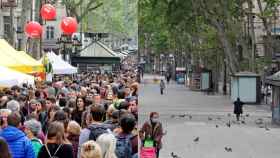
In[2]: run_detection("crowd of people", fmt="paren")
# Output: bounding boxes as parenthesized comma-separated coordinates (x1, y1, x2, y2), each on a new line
(0, 69, 139, 158)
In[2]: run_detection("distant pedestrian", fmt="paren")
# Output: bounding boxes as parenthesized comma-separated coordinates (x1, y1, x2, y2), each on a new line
(160, 80, 165, 95)
(233, 98, 244, 121)
(166, 73, 171, 84)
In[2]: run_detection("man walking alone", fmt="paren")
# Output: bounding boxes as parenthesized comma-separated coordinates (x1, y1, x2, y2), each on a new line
(160, 80, 165, 95)
(233, 97, 244, 121)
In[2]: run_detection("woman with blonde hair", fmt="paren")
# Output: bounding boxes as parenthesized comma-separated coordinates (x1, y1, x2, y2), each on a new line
(38, 121, 74, 158)
(96, 133, 117, 158)
(81, 140, 102, 158)
(67, 121, 81, 158)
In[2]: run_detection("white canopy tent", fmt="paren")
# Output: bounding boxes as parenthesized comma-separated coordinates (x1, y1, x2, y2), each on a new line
(0, 66, 34, 87)
(43, 51, 78, 74)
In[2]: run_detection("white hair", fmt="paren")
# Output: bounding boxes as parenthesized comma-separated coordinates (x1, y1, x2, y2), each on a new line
(24, 119, 42, 136)
(6, 100, 20, 112)
(96, 133, 117, 158)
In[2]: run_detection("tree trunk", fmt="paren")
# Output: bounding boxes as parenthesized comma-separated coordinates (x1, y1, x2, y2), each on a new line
(212, 19, 239, 73)
(256, 0, 273, 63)
(9, 6, 15, 47)
(19, 0, 32, 51)
(144, 33, 150, 73)
(248, 0, 256, 72)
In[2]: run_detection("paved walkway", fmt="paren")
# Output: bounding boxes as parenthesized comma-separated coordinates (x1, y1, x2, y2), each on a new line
(139, 74, 280, 158)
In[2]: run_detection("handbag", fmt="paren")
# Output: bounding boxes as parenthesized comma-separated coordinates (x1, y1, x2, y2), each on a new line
(143, 138, 154, 148)
(140, 147, 156, 158)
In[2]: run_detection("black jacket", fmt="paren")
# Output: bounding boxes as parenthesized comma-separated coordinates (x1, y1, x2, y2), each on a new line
(38, 143, 74, 158)
(234, 101, 244, 114)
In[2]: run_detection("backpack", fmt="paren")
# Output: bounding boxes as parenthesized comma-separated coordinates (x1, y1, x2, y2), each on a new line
(115, 134, 133, 158)
(87, 124, 109, 141)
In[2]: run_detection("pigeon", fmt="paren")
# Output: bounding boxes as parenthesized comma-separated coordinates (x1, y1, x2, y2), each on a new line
(224, 147, 228, 151)
(227, 113, 231, 117)
(265, 124, 270, 131)
(208, 117, 213, 121)
(171, 152, 179, 158)
(226, 121, 231, 128)
(225, 147, 232, 152)
(216, 125, 219, 128)
(193, 137, 199, 142)
(179, 114, 186, 118)
(241, 120, 246, 124)
(246, 114, 250, 117)
(255, 119, 263, 125)
(189, 115, 192, 120)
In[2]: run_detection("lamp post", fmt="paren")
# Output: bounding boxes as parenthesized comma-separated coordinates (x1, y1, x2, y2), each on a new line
(160, 54, 164, 75)
(56, 34, 82, 63)
(72, 34, 82, 56)
(223, 58, 227, 95)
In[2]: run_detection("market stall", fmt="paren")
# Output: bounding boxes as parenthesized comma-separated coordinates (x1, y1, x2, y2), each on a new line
(0, 39, 44, 74)
(41, 51, 78, 74)
(0, 66, 35, 87)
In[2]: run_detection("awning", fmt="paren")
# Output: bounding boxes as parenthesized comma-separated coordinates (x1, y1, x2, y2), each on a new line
(0, 39, 44, 74)
(16, 51, 44, 73)
(0, 66, 34, 87)
(0, 46, 29, 72)
(266, 71, 280, 86)
(40, 51, 78, 74)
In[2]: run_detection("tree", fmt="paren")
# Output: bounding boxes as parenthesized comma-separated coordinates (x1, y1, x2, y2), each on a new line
(61, 0, 103, 23)
(256, 0, 280, 69)
(87, 0, 138, 38)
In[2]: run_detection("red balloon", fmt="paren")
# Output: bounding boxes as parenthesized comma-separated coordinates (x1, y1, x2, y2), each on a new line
(60, 17, 78, 35)
(41, 4, 56, 20)
(24, 21, 43, 38)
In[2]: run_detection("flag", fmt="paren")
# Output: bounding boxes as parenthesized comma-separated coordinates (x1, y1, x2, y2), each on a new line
(42, 54, 53, 74)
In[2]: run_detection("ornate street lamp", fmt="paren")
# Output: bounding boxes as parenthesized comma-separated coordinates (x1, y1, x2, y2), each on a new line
(56, 34, 81, 63)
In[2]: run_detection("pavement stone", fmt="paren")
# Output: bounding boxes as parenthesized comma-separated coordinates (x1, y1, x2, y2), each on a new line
(139, 74, 280, 158)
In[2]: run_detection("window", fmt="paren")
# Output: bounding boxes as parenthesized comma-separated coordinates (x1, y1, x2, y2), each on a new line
(3, 16, 11, 40)
(50, 27, 54, 39)
(46, 26, 50, 39)
(46, 26, 55, 39)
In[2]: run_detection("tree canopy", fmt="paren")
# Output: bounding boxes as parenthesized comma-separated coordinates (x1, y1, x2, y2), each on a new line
(139, 0, 280, 73)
